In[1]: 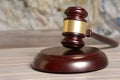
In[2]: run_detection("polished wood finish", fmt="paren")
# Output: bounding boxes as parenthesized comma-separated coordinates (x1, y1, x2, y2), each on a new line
(61, 7, 88, 49)
(64, 7, 88, 21)
(32, 46, 108, 73)
(32, 6, 118, 73)
(87, 30, 119, 48)
(62, 32, 85, 49)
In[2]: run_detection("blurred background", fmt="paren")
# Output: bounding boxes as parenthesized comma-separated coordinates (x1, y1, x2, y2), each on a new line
(0, 0, 120, 37)
(0, 1, 120, 79)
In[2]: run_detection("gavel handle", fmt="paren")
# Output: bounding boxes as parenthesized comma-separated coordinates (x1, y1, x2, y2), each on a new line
(87, 30, 119, 47)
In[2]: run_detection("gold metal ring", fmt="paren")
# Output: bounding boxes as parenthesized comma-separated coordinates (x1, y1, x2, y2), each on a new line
(63, 20, 87, 34)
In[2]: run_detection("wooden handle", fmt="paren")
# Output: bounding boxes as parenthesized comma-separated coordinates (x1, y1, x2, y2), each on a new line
(87, 30, 119, 47)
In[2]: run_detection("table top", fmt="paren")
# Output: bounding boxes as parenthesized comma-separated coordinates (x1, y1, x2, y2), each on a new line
(0, 45, 120, 80)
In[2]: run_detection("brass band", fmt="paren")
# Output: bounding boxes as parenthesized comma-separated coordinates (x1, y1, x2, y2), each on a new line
(63, 20, 87, 34)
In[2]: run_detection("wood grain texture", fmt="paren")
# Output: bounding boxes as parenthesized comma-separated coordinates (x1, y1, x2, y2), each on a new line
(0, 31, 61, 48)
(0, 45, 120, 80)
(0, 31, 119, 48)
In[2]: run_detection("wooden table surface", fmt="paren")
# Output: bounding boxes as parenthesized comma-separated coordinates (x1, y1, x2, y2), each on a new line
(0, 45, 120, 80)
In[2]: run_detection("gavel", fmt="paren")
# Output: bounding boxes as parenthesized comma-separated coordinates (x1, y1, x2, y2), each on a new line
(61, 7, 118, 49)
(32, 6, 118, 73)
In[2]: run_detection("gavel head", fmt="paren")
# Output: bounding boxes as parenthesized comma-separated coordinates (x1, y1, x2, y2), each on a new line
(61, 7, 88, 49)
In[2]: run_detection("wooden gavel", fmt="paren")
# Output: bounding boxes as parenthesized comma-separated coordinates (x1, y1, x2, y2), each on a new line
(32, 6, 119, 73)
(61, 7, 118, 49)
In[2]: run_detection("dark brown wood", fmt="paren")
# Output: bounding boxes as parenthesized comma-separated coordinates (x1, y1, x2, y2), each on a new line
(64, 6, 88, 22)
(61, 32, 85, 49)
(61, 7, 88, 49)
(32, 6, 110, 73)
(32, 46, 108, 73)
(86, 30, 119, 48)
